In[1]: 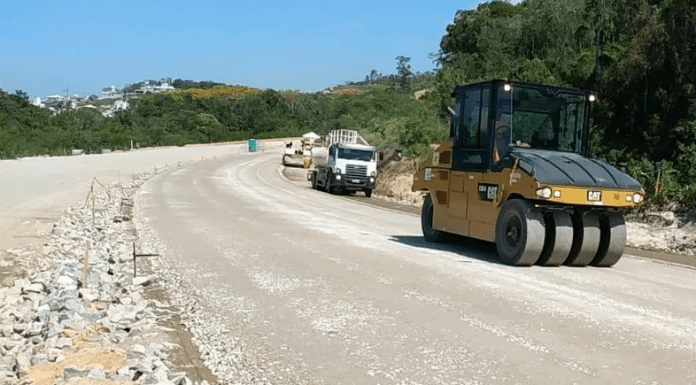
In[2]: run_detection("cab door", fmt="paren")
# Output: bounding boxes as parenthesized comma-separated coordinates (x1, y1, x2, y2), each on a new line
(450, 85, 495, 241)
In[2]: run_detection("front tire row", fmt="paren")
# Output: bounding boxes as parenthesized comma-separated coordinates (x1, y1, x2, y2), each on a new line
(310, 172, 374, 198)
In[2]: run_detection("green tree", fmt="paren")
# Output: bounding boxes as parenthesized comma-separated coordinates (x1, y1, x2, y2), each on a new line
(396, 56, 413, 91)
(13, 90, 29, 100)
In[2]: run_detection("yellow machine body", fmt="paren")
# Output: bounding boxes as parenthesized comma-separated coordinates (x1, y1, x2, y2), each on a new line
(411, 80, 645, 267)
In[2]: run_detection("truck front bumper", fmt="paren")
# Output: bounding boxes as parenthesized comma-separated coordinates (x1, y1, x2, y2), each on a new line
(333, 174, 375, 190)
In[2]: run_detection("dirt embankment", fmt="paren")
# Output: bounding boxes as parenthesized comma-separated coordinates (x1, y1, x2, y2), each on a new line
(374, 159, 424, 207)
(374, 158, 696, 257)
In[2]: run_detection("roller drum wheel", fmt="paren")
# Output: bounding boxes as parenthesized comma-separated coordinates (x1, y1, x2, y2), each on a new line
(591, 212, 627, 267)
(421, 194, 446, 243)
(537, 211, 574, 266)
(565, 211, 601, 266)
(495, 199, 545, 266)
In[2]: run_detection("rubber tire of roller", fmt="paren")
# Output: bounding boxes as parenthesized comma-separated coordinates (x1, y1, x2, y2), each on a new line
(565, 211, 601, 266)
(421, 194, 446, 243)
(495, 199, 545, 266)
(537, 211, 574, 266)
(591, 212, 626, 267)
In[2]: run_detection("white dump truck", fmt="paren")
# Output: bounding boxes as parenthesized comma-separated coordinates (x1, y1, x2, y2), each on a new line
(307, 129, 378, 197)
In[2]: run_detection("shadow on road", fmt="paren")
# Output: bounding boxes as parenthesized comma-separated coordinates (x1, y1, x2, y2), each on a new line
(388, 234, 504, 265)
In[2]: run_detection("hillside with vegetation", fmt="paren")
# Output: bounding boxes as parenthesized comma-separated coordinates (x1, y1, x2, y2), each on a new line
(433, 0, 696, 208)
(1, 0, 695, 209)
(0, 70, 446, 159)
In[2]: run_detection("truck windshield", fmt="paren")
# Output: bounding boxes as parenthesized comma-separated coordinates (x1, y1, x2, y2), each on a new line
(494, 84, 586, 155)
(337, 148, 374, 161)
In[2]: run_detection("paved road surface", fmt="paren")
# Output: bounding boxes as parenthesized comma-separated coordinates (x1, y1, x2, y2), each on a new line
(0, 141, 284, 250)
(138, 151, 696, 385)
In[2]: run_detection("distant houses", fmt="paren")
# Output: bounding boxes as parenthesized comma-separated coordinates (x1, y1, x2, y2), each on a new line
(29, 80, 176, 117)
(100, 85, 121, 99)
(132, 81, 175, 95)
(31, 95, 78, 113)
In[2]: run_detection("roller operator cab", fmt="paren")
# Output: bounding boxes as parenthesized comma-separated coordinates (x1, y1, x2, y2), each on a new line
(412, 80, 645, 267)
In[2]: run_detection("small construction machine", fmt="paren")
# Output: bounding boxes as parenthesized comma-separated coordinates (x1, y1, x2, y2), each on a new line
(282, 132, 322, 168)
(282, 141, 304, 167)
(412, 80, 645, 267)
(308, 129, 378, 197)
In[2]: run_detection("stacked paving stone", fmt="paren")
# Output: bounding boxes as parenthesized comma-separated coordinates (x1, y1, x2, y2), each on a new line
(0, 169, 206, 385)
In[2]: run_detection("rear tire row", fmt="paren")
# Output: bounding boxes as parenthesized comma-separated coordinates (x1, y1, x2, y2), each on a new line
(495, 199, 626, 267)
(421, 195, 627, 267)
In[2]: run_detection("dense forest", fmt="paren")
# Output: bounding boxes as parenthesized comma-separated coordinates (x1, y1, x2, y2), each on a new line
(1, 0, 695, 208)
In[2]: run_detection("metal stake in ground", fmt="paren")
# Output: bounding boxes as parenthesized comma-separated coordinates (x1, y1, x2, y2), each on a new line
(132, 242, 158, 278)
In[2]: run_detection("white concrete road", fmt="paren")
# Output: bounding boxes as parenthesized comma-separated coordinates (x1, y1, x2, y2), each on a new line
(137, 150, 696, 385)
(0, 141, 285, 250)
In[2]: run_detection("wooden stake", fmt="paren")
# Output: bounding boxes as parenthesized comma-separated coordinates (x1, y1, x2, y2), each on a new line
(82, 242, 90, 289)
(83, 180, 94, 208)
(93, 177, 111, 202)
(91, 183, 96, 228)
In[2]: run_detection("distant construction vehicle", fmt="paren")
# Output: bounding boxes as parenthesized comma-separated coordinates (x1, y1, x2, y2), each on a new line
(308, 129, 378, 197)
(282, 132, 321, 168)
(412, 80, 645, 267)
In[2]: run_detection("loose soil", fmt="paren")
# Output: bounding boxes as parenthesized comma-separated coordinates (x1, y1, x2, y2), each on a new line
(374, 159, 424, 206)
(26, 347, 128, 385)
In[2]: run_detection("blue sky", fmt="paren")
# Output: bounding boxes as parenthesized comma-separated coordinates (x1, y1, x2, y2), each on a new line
(1, 0, 481, 98)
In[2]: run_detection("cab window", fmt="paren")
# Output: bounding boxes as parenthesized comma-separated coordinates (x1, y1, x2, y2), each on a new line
(462, 88, 481, 148)
(453, 85, 490, 170)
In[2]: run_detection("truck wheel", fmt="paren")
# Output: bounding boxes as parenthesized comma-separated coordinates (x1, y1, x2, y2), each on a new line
(495, 199, 545, 266)
(537, 211, 573, 266)
(311, 171, 318, 190)
(421, 194, 446, 242)
(565, 211, 601, 266)
(324, 171, 332, 193)
(364, 189, 372, 198)
(591, 212, 626, 267)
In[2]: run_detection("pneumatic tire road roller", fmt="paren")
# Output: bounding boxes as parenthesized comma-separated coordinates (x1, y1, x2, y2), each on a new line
(412, 80, 645, 267)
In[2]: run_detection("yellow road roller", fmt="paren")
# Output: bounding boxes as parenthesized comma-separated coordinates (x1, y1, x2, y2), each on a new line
(412, 80, 645, 267)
